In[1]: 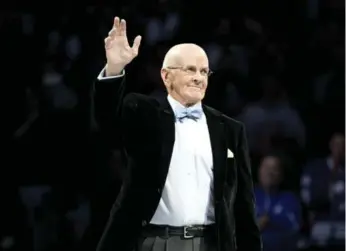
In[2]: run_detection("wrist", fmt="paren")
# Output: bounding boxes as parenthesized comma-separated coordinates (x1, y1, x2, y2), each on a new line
(105, 63, 125, 77)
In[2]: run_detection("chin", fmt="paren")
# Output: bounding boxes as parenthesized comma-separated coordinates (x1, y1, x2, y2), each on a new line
(185, 93, 204, 104)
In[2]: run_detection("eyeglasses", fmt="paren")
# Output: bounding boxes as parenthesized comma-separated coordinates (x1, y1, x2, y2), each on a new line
(166, 66, 213, 77)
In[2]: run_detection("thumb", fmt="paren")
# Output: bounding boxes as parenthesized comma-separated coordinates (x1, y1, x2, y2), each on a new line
(131, 35, 142, 55)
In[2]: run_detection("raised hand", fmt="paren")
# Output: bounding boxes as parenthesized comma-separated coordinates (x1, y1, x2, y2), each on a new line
(104, 17, 142, 76)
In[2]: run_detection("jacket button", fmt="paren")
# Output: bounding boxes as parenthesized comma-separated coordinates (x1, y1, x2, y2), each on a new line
(157, 188, 161, 193)
(142, 220, 147, 226)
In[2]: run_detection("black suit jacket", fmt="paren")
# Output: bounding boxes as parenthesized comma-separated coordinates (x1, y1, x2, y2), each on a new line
(93, 75, 262, 251)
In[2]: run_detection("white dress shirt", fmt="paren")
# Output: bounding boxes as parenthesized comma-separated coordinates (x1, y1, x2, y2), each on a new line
(150, 96, 215, 226)
(98, 70, 215, 226)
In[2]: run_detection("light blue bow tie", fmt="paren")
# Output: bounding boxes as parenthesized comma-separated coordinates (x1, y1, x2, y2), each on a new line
(175, 107, 203, 122)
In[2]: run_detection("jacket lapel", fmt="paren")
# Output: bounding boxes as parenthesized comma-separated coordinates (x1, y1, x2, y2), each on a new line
(203, 106, 228, 203)
(157, 98, 175, 188)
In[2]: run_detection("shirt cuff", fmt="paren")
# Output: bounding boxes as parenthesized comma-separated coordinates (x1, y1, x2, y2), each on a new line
(97, 67, 125, 80)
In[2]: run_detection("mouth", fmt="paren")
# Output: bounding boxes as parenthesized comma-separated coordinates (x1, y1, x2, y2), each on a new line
(188, 86, 202, 90)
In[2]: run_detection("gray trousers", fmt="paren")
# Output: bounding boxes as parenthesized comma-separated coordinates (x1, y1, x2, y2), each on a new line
(134, 235, 217, 251)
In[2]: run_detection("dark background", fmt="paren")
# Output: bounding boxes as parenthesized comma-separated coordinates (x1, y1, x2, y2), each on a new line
(1, 0, 344, 250)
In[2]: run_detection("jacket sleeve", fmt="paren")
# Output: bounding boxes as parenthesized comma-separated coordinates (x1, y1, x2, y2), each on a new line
(93, 69, 142, 251)
(91, 68, 126, 148)
(234, 123, 263, 251)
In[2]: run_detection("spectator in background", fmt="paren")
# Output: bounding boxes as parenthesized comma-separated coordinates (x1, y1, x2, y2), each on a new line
(255, 154, 302, 251)
(42, 62, 78, 111)
(144, 0, 181, 46)
(240, 75, 306, 156)
(301, 133, 345, 222)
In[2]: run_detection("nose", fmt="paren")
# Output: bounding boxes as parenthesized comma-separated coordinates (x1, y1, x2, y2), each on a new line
(192, 72, 204, 84)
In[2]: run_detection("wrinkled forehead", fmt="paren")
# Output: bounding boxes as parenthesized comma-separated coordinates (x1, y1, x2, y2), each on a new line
(178, 50, 209, 68)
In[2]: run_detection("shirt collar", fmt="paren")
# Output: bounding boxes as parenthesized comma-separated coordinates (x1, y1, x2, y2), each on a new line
(167, 95, 202, 115)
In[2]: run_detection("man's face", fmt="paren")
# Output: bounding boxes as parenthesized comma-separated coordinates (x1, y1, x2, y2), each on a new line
(161, 49, 210, 105)
(259, 156, 282, 188)
(330, 133, 345, 160)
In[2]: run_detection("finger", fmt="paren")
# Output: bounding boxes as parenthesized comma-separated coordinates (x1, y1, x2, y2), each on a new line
(119, 19, 126, 36)
(108, 28, 116, 38)
(113, 17, 120, 29)
(104, 37, 113, 49)
(131, 35, 142, 55)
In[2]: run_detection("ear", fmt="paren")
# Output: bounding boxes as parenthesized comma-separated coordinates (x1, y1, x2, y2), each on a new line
(161, 68, 170, 88)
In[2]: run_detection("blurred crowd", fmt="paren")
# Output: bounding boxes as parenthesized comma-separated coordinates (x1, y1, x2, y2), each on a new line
(2, 0, 345, 251)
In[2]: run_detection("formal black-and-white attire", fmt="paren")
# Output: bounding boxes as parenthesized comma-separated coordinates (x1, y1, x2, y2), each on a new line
(93, 69, 262, 251)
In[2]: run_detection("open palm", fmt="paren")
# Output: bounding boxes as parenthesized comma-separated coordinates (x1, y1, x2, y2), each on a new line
(105, 17, 142, 69)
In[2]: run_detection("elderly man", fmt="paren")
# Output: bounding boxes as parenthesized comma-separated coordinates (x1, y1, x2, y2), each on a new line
(93, 17, 262, 251)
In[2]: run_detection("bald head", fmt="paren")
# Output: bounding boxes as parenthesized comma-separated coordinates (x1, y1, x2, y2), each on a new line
(162, 43, 208, 69)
